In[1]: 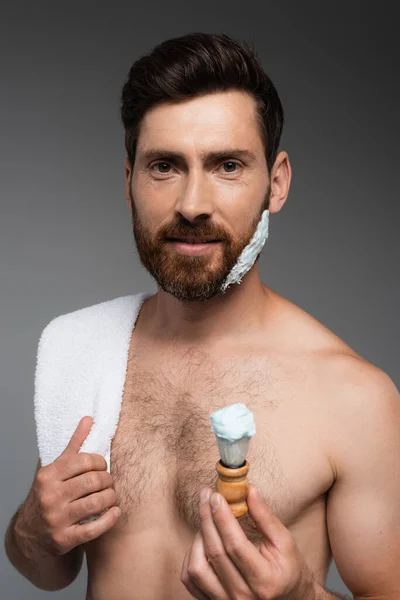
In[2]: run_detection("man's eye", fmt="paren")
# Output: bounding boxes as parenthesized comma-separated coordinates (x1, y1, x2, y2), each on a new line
(149, 160, 242, 175)
(220, 161, 241, 174)
(151, 162, 172, 174)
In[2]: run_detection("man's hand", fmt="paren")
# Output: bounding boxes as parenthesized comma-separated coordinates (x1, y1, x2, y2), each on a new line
(16, 416, 121, 559)
(181, 484, 315, 600)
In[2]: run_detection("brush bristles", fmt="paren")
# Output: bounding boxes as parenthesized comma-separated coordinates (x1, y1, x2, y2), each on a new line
(216, 436, 251, 468)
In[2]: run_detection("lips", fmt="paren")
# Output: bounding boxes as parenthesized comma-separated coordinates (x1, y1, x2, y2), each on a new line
(168, 238, 220, 244)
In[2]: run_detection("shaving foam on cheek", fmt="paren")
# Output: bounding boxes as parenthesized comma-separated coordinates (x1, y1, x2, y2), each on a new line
(219, 209, 269, 293)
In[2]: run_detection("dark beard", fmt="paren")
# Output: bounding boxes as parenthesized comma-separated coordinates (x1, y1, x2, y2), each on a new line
(129, 188, 270, 302)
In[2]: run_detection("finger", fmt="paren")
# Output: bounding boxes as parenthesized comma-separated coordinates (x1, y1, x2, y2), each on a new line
(181, 548, 211, 600)
(208, 491, 269, 588)
(68, 504, 121, 549)
(199, 489, 250, 597)
(68, 487, 117, 524)
(247, 484, 288, 549)
(61, 416, 94, 456)
(57, 452, 108, 481)
(186, 530, 229, 600)
(66, 469, 114, 501)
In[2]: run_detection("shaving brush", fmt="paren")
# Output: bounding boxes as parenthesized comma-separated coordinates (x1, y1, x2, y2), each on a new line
(210, 403, 256, 518)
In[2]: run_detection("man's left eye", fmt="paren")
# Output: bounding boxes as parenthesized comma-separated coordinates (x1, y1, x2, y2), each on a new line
(221, 161, 241, 173)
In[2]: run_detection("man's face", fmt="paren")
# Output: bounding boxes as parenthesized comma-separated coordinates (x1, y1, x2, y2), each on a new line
(126, 90, 271, 301)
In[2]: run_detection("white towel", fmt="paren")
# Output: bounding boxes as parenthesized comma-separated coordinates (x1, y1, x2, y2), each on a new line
(33, 291, 151, 473)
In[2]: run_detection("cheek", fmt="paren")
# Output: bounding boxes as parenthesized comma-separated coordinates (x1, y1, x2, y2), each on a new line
(131, 191, 164, 226)
(132, 176, 178, 221)
(134, 201, 174, 241)
(218, 184, 264, 220)
(220, 204, 258, 240)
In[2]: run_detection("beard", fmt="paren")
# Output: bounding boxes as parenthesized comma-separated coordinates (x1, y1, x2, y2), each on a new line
(129, 187, 270, 302)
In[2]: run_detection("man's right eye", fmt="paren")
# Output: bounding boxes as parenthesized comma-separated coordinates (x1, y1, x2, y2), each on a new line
(150, 161, 172, 174)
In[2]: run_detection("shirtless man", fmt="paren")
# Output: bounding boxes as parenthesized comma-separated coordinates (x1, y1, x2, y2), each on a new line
(5, 32, 400, 600)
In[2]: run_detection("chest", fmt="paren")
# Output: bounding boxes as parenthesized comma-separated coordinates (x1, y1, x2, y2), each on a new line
(110, 344, 331, 539)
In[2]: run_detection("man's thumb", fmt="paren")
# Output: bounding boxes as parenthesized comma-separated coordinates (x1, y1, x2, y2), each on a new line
(247, 484, 287, 548)
(62, 415, 93, 455)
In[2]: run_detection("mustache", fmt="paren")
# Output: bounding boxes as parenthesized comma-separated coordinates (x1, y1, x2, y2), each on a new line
(159, 220, 229, 241)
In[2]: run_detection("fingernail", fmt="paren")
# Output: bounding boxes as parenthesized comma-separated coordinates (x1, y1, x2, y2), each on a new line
(210, 493, 221, 512)
(200, 488, 212, 504)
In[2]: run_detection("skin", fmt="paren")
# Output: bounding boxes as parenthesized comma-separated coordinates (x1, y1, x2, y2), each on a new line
(125, 90, 277, 305)
(14, 90, 399, 599)
(181, 484, 318, 600)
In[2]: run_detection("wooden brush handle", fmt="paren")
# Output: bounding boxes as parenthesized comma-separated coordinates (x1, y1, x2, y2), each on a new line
(216, 460, 249, 518)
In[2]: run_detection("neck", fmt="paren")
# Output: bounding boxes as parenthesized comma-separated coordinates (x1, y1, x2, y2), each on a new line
(143, 266, 275, 346)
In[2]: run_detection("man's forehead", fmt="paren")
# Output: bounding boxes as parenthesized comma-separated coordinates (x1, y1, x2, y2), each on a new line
(142, 89, 257, 122)
(137, 91, 260, 147)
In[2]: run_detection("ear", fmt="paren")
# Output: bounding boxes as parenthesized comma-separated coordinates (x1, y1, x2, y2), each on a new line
(124, 157, 133, 213)
(268, 151, 292, 215)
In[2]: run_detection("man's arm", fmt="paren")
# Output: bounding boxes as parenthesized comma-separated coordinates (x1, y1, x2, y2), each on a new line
(323, 362, 400, 600)
(4, 458, 85, 591)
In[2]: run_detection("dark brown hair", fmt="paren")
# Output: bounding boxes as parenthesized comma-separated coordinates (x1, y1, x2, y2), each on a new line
(120, 32, 284, 173)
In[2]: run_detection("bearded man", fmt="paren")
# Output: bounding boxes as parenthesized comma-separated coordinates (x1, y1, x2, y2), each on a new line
(5, 32, 400, 600)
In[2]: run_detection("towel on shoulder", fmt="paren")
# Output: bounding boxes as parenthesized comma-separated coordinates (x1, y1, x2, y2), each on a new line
(33, 292, 150, 472)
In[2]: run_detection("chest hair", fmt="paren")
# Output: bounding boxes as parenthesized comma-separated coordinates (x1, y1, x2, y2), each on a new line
(110, 346, 290, 541)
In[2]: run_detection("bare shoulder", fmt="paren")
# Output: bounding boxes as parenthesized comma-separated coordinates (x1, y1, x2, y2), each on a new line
(269, 291, 400, 475)
(267, 289, 361, 357)
(289, 299, 397, 405)
(269, 289, 394, 373)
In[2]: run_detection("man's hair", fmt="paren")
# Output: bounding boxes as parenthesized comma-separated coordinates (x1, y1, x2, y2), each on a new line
(120, 32, 284, 174)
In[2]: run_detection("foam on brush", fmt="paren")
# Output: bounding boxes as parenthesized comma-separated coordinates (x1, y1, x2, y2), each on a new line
(210, 403, 256, 468)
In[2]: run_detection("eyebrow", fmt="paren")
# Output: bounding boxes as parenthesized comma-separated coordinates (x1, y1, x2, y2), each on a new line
(139, 148, 257, 165)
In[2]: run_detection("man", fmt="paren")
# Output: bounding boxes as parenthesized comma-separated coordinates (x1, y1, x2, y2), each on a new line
(5, 32, 400, 600)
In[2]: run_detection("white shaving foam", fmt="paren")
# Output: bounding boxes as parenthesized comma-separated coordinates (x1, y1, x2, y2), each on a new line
(219, 209, 269, 293)
(210, 403, 256, 443)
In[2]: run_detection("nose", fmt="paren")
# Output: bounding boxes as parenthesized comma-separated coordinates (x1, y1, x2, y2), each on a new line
(175, 171, 215, 223)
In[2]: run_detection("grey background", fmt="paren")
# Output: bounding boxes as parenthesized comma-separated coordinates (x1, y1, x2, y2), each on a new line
(1, 1, 399, 597)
